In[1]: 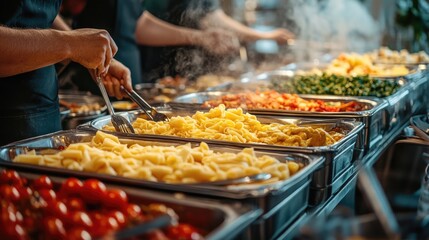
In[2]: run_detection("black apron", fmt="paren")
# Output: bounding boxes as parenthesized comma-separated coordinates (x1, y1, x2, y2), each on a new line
(61, 0, 144, 94)
(0, 0, 62, 146)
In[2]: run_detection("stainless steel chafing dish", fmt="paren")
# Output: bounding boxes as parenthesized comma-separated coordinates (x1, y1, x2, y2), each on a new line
(172, 91, 387, 154)
(226, 69, 413, 141)
(0, 130, 323, 240)
(59, 93, 107, 130)
(278, 62, 424, 130)
(85, 110, 364, 208)
(0, 168, 261, 240)
(404, 65, 429, 115)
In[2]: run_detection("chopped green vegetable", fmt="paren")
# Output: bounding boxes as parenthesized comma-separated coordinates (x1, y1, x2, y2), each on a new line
(270, 73, 401, 97)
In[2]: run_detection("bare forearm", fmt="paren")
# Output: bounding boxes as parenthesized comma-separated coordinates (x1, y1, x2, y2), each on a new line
(0, 26, 71, 77)
(202, 10, 265, 42)
(135, 11, 203, 46)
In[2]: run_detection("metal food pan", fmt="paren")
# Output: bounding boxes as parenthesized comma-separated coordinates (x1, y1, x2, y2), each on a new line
(234, 69, 412, 139)
(279, 61, 422, 79)
(309, 162, 357, 206)
(172, 91, 387, 153)
(86, 112, 363, 193)
(59, 93, 107, 117)
(405, 67, 429, 115)
(278, 62, 426, 118)
(0, 130, 323, 240)
(59, 93, 107, 129)
(0, 168, 261, 240)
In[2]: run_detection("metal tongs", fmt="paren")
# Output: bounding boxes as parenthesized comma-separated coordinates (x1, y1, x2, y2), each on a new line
(120, 86, 169, 122)
(94, 71, 135, 133)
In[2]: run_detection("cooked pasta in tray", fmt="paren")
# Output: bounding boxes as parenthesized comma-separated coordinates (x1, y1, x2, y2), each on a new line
(12, 131, 302, 184)
(103, 105, 345, 147)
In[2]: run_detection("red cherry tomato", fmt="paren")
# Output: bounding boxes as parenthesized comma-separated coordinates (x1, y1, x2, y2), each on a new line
(37, 189, 57, 203)
(23, 215, 37, 234)
(0, 184, 21, 202)
(103, 189, 128, 209)
(43, 201, 68, 219)
(165, 223, 204, 240)
(67, 227, 92, 240)
(59, 178, 83, 198)
(81, 179, 107, 205)
(105, 210, 127, 228)
(88, 212, 118, 238)
(16, 186, 32, 202)
(15, 211, 24, 223)
(0, 170, 24, 186)
(32, 176, 53, 190)
(0, 202, 19, 224)
(123, 204, 142, 220)
(41, 216, 67, 238)
(65, 211, 93, 229)
(1, 223, 27, 240)
(62, 197, 85, 212)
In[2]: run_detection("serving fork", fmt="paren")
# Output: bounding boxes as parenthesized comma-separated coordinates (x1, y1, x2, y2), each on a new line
(94, 72, 135, 134)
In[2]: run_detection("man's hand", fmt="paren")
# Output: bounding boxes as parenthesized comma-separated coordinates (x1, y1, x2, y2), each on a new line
(67, 28, 118, 75)
(263, 28, 295, 44)
(98, 59, 132, 100)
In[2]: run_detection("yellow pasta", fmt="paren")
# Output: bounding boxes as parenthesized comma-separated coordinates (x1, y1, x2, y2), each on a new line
(13, 131, 303, 184)
(104, 105, 343, 147)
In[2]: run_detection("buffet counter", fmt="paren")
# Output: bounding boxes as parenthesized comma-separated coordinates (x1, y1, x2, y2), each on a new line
(1, 48, 428, 240)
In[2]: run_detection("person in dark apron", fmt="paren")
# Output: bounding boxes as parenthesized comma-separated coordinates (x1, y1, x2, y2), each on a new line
(139, 0, 222, 83)
(59, 0, 145, 94)
(0, 0, 132, 146)
(138, 0, 294, 83)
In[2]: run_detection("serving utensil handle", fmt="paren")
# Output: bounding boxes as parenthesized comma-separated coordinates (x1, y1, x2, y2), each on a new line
(94, 73, 115, 116)
(121, 86, 155, 121)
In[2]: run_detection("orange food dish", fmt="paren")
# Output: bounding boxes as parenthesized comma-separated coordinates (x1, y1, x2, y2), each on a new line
(202, 91, 366, 112)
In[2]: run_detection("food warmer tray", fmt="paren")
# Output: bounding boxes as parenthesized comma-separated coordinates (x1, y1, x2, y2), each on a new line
(86, 111, 364, 205)
(279, 62, 424, 130)
(0, 130, 323, 240)
(59, 93, 107, 130)
(230, 69, 413, 139)
(405, 66, 429, 115)
(0, 168, 261, 240)
(172, 91, 387, 154)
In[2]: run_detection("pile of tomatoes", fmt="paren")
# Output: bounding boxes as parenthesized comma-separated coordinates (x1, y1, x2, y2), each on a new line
(0, 170, 203, 240)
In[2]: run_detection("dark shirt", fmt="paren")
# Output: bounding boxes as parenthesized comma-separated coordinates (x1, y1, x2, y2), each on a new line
(139, 0, 220, 83)
(61, 0, 144, 94)
(0, 0, 62, 145)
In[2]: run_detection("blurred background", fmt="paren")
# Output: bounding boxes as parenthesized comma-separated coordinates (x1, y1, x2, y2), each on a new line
(219, 0, 428, 70)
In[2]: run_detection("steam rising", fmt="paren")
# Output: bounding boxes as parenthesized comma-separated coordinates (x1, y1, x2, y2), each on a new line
(288, 0, 381, 61)
(161, 0, 381, 79)
(167, 1, 239, 80)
